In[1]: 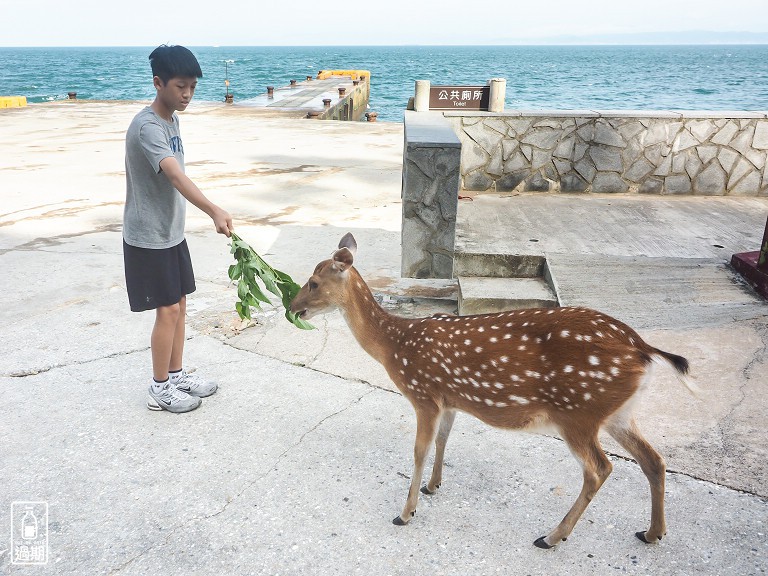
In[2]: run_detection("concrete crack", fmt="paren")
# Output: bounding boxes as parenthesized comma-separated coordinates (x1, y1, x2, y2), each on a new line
(106, 388, 376, 575)
(3, 346, 150, 378)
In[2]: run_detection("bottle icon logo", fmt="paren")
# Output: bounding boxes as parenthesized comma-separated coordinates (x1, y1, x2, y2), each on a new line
(11, 501, 48, 565)
(21, 507, 38, 540)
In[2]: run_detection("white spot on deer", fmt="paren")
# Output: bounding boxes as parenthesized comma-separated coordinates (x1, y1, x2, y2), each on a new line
(474, 346, 483, 353)
(464, 339, 472, 346)
(504, 334, 512, 340)
(610, 366, 620, 376)
(563, 365, 574, 373)
(525, 370, 542, 379)
(595, 331, 604, 338)
(431, 357, 438, 363)
(560, 330, 570, 338)
(477, 327, 485, 333)
(510, 374, 521, 382)
(547, 309, 555, 314)
(521, 334, 529, 341)
(508, 395, 530, 405)
(500, 356, 509, 363)
(589, 355, 600, 366)
(609, 323, 618, 331)
(484, 398, 495, 406)
(584, 392, 592, 400)
(518, 345, 527, 351)
(494, 382, 505, 389)
(490, 337, 498, 343)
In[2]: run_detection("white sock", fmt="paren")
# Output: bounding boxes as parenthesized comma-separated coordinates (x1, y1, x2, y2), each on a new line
(152, 377, 169, 393)
(169, 369, 183, 381)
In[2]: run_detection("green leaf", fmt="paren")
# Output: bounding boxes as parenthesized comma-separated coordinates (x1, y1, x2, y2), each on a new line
(227, 232, 314, 330)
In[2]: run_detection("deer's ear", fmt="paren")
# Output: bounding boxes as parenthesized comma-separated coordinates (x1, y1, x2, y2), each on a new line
(338, 233, 357, 257)
(332, 247, 354, 272)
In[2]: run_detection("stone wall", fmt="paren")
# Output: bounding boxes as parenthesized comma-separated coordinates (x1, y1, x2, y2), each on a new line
(401, 111, 461, 278)
(443, 111, 768, 195)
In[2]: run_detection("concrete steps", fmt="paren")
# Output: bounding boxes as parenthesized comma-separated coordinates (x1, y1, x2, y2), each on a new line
(454, 252, 560, 315)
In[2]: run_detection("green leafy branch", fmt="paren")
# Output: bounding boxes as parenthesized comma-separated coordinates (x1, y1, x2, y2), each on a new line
(228, 232, 314, 330)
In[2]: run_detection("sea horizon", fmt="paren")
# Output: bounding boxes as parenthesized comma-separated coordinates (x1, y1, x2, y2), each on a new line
(2, 44, 767, 121)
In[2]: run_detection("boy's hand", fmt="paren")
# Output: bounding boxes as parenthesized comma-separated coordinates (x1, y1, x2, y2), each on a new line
(212, 207, 233, 237)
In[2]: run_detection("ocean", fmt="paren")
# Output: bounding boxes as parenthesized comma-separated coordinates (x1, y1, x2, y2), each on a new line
(1, 45, 767, 122)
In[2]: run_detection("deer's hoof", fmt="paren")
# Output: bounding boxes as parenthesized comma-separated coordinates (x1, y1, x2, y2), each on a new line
(635, 531, 663, 544)
(392, 511, 413, 526)
(533, 537, 554, 549)
(420, 485, 438, 495)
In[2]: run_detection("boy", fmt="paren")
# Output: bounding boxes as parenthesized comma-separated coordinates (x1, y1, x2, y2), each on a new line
(123, 44, 232, 413)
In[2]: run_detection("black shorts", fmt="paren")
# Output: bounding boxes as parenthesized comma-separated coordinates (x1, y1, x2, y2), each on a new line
(123, 239, 196, 312)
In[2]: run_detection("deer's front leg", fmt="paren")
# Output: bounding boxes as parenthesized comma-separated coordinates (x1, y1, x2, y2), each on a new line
(393, 405, 440, 525)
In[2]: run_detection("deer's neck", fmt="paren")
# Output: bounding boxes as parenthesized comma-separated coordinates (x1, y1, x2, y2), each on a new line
(340, 269, 408, 364)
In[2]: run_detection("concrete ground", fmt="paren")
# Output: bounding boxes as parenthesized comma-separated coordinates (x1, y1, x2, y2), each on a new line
(0, 102, 766, 575)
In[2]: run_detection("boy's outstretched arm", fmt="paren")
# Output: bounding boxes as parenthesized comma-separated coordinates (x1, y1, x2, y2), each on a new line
(159, 156, 233, 236)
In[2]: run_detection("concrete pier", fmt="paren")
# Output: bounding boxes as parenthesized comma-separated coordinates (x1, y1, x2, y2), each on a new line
(240, 70, 370, 120)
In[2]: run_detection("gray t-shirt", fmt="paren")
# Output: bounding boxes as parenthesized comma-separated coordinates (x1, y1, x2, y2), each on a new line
(123, 106, 187, 249)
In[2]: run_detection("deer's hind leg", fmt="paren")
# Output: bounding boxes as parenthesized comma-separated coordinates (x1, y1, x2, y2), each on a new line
(535, 426, 613, 549)
(421, 410, 456, 495)
(605, 416, 667, 543)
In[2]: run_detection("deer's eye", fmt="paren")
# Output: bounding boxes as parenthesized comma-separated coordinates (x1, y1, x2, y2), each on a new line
(309, 281, 319, 291)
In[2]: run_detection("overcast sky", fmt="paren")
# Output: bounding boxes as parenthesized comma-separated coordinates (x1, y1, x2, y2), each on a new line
(2, 0, 767, 46)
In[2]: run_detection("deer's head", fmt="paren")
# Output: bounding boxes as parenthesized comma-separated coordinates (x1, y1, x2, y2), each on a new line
(290, 233, 358, 321)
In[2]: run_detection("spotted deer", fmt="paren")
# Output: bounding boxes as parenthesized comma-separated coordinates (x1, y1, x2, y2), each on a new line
(290, 233, 698, 548)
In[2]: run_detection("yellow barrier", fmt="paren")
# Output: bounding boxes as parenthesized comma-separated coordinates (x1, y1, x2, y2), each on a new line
(0, 96, 28, 108)
(317, 70, 371, 81)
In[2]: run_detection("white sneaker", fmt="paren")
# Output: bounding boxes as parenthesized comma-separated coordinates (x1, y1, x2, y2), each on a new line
(171, 370, 218, 398)
(147, 381, 202, 413)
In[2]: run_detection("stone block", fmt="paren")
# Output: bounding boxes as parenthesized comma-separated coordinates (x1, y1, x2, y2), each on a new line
(487, 146, 504, 177)
(560, 172, 588, 193)
(417, 203, 442, 230)
(729, 157, 754, 189)
(554, 136, 575, 159)
(654, 154, 672, 177)
(554, 158, 571, 175)
(718, 147, 739, 172)
(693, 162, 727, 195)
(697, 145, 718, 164)
(754, 121, 768, 149)
(617, 120, 645, 141)
(524, 172, 551, 192)
(665, 174, 692, 194)
(622, 139, 644, 165)
(730, 169, 761, 195)
(730, 126, 756, 155)
(673, 129, 700, 153)
(577, 123, 594, 141)
(531, 148, 553, 170)
(461, 141, 488, 174)
(507, 118, 533, 135)
(639, 177, 663, 194)
(501, 139, 519, 161)
(573, 143, 588, 161)
(504, 151, 529, 172)
(520, 145, 533, 162)
(464, 170, 494, 191)
(594, 120, 627, 148)
(644, 122, 669, 146)
(711, 121, 739, 145)
(746, 149, 766, 171)
(625, 158, 655, 182)
(522, 128, 562, 150)
(400, 217, 431, 277)
(496, 171, 527, 192)
(685, 152, 704, 180)
(592, 172, 628, 193)
(589, 146, 623, 172)
(432, 253, 454, 278)
(575, 157, 597, 182)
(484, 117, 509, 135)
(464, 121, 504, 154)
(672, 152, 688, 175)
(688, 120, 717, 143)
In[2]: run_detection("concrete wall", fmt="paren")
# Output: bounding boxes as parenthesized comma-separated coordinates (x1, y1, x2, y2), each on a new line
(443, 111, 768, 196)
(401, 111, 461, 278)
